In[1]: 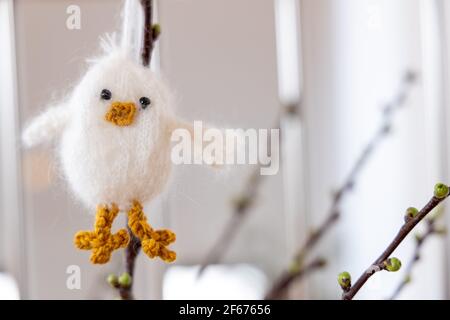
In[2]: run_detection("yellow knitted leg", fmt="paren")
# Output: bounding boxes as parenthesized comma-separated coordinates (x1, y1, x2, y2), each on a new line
(127, 200, 176, 263)
(74, 204, 129, 264)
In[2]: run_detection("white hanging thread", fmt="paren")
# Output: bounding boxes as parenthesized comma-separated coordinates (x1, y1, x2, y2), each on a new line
(121, 0, 145, 63)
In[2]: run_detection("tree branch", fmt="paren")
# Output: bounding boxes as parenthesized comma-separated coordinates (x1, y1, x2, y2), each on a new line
(141, 0, 154, 67)
(341, 185, 449, 300)
(389, 212, 446, 300)
(118, 226, 142, 300)
(110, 0, 158, 299)
(197, 110, 290, 276)
(265, 71, 417, 298)
(197, 166, 264, 276)
(264, 258, 326, 300)
(197, 113, 284, 276)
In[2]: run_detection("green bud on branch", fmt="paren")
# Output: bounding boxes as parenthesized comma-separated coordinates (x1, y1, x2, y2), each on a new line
(384, 257, 402, 272)
(118, 272, 132, 288)
(289, 262, 301, 274)
(434, 183, 449, 199)
(152, 24, 161, 40)
(232, 195, 252, 213)
(107, 274, 118, 287)
(404, 207, 419, 223)
(338, 271, 352, 291)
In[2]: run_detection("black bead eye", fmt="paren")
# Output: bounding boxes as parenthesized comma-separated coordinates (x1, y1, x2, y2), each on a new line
(139, 96, 151, 109)
(100, 89, 112, 100)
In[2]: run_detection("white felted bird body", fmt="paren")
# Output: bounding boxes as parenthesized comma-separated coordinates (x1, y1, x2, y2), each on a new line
(59, 50, 173, 210)
(23, 45, 190, 264)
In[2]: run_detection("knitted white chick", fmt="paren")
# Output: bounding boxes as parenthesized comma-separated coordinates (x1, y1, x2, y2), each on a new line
(22, 43, 200, 264)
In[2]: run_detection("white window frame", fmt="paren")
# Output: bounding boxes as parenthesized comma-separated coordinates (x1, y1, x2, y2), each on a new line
(0, 0, 29, 298)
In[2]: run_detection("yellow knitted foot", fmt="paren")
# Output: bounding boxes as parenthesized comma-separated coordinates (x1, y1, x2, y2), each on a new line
(74, 204, 130, 264)
(127, 200, 176, 263)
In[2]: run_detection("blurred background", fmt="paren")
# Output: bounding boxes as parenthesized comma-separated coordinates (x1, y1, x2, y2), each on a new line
(1, 0, 450, 300)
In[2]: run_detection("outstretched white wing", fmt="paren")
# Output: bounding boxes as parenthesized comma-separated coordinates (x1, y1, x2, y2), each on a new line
(22, 104, 71, 147)
(168, 117, 245, 168)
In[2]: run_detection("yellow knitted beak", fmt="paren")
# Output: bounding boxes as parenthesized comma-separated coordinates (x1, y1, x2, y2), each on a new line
(105, 101, 137, 126)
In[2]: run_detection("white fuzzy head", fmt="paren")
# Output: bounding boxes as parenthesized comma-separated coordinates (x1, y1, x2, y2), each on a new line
(71, 46, 172, 133)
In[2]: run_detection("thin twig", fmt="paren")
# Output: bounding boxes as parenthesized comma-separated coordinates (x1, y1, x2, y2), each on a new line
(264, 258, 326, 300)
(265, 71, 417, 299)
(197, 114, 285, 276)
(114, 0, 157, 300)
(342, 193, 449, 300)
(295, 71, 416, 265)
(197, 166, 263, 275)
(118, 227, 142, 300)
(389, 214, 446, 300)
(141, 0, 153, 67)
